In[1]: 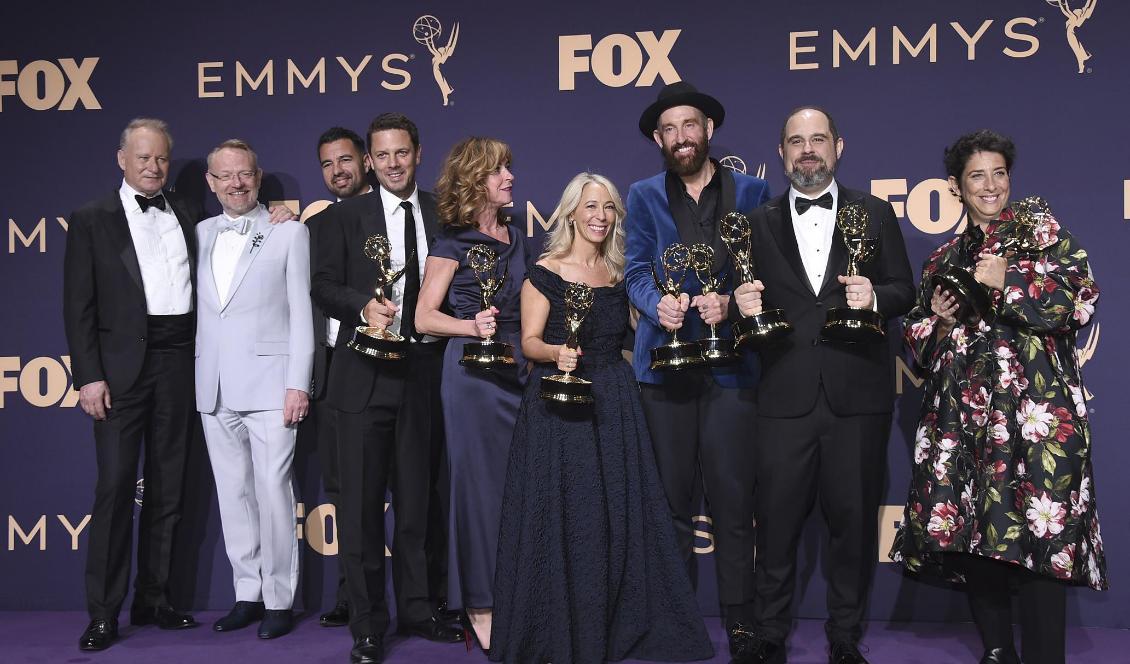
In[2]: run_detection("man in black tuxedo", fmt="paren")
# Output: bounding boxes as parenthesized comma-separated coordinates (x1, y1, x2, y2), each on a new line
(732, 107, 914, 664)
(311, 113, 460, 664)
(308, 126, 374, 628)
(64, 118, 200, 651)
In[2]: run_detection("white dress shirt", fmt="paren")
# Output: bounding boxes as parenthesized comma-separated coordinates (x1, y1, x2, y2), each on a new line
(118, 181, 193, 315)
(376, 185, 435, 342)
(788, 181, 839, 293)
(212, 206, 261, 305)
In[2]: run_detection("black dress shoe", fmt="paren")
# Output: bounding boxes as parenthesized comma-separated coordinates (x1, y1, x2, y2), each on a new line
(351, 634, 384, 664)
(980, 647, 1021, 664)
(829, 641, 869, 664)
(257, 609, 293, 639)
(213, 601, 265, 632)
(434, 600, 460, 624)
(320, 600, 350, 627)
(728, 623, 785, 664)
(398, 615, 464, 643)
(130, 604, 198, 629)
(79, 618, 118, 651)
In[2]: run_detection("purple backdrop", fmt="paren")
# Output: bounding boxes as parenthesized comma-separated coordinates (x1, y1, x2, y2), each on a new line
(1, 0, 1126, 629)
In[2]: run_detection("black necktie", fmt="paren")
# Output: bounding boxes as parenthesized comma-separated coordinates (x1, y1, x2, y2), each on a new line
(135, 193, 167, 212)
(399, 201, 421, 341)
(794, 192, 833, 215)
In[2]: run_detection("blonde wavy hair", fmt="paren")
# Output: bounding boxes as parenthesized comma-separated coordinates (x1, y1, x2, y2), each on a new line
(540, 172, 626, 283)
(435, 137, 512, 229)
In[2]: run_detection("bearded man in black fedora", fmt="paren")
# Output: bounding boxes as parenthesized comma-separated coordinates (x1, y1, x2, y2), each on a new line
(623, 82, 770, 661)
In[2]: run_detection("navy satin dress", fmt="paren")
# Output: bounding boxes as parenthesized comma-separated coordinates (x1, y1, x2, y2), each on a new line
(489, 266, 713, 663)
(431, 224, 528, 610)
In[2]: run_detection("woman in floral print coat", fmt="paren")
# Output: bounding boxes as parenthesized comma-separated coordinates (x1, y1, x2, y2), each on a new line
(890, 130, 1106, 664)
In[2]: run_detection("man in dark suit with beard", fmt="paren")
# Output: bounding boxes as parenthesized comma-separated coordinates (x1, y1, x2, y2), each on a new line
(311, 113, 460, 664)
(308, 126, 374, 628)
(64, 118, 201, 651)
(733, 107, 914, 664)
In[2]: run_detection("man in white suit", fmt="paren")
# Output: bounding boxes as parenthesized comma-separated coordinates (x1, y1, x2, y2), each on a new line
(195, 139, 313, 640)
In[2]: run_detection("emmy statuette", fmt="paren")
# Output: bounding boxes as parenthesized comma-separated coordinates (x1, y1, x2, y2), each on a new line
(718, 211, 792, 349)
(649, 243, 706, 370)
(821, 201, 885, 343)
(459, 244, 516, 369)
(347, 235, 412, 360)
(539, 281, 596, 404)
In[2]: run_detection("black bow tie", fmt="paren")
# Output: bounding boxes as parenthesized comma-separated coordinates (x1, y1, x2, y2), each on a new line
(794, 192, 833, 215)
(136, 194, 167, 212)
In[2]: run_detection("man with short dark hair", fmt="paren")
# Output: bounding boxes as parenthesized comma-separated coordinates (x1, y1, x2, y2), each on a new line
(733, 107, 914, 664)
(623, 82, 770, 660)
(64, 118, 201, 651)
(310, 126, 374, 628)
(312, 112, 460, 664)
(319, 127, 373, 200)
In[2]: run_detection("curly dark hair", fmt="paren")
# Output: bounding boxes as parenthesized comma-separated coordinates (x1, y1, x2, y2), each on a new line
(943, 130, 1016, 184)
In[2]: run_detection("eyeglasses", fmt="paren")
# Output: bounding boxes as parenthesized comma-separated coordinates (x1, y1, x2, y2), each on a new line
(208, 170, 257, 183)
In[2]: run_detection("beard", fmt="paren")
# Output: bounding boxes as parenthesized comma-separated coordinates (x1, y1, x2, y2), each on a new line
(662, 138, 710, 176)
(787, 156, 835, 189)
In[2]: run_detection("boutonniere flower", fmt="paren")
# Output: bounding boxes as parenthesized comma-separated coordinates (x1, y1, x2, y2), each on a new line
(250, 232, 264, 254)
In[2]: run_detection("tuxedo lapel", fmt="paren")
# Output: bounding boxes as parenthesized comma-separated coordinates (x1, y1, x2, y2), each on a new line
(359, 196, 391, 298)
(223, 211, 275, 311)
(103, 194, 145, 293)
(766, 197, 813, 295)
(360, 193, 388, 241)
(817, 185, 861, 297)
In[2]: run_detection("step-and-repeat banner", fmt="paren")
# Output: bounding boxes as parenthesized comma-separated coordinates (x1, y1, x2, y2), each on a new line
(2, 0, 1127, 627)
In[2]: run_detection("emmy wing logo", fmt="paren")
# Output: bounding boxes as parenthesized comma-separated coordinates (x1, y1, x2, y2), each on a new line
(719, 156, 767, 179)
(413, 15, 459, 106)
(1045, 0, 1097, 73)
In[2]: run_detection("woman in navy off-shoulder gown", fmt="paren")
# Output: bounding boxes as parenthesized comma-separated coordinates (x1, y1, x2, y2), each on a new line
(489, 173, 712, 664)
(415, 138, 527, 653)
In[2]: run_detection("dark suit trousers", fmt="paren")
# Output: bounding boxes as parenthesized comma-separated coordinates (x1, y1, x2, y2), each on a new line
(639, 376, 757, 625)
(336, 343, 443, 639)
(312, 346, 346, 604)
(85, 346, 194, 620)
(753, 386, 889, 644)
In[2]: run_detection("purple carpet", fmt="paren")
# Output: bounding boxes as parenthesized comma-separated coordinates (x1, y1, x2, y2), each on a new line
(2, 612, 1126, 663)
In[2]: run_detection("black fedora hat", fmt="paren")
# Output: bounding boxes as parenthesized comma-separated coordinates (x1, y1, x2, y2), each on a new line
(638, 81, 725, 138)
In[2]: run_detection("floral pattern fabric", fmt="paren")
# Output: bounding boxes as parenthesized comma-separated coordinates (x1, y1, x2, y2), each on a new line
(889, 200, 1107, 591)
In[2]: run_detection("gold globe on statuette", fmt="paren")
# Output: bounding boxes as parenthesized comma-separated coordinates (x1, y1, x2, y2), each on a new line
(539, 281, 596, 404)
(649, 243, 706, 370)
(929, 195, 1051, 327)
(719, 212, 792, 349)
(460, 244, 516, 369)
(347, 234, 412, 360)
(821, 201, 885, 343)
(688, 243, 739, 366)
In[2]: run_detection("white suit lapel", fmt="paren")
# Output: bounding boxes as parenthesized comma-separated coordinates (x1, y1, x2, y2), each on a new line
(222, 208, 275, 312)
(200, 220, 223, 310)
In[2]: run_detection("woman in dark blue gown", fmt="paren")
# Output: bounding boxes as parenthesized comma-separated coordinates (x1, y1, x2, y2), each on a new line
(415, 137, 526, 653)
(490, 173, 712, 664)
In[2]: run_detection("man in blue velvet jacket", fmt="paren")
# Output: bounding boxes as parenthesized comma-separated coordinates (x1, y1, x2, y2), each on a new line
(624, 82, 770, 659)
